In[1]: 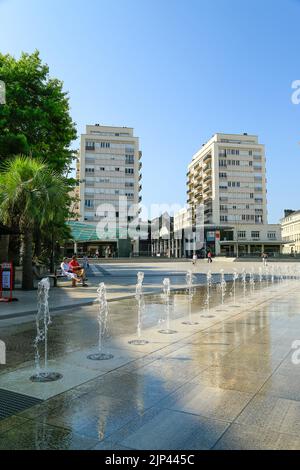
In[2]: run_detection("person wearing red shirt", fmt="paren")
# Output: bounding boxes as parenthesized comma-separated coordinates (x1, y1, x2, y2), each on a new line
(69, 255, 88, 286)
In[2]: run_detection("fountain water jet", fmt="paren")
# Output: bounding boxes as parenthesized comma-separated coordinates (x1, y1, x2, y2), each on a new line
(158, 278, 177, 334)
(250, 269, 255, 294)
(241, 269, 247, 300)
(216, 269, 228, 311)
(30, 278, 63, 382)
(182, 271, 199, 325)
(231, 270, 240, 307)
(129, 272, 149, 345)
(200, 271, 215, 318)
(258, 267, 263, 290)
(88, 282, 114, 360)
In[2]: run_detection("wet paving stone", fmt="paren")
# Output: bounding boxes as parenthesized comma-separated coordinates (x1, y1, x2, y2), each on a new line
(1, 281, 300, 449)
(0, 419, 98, 450)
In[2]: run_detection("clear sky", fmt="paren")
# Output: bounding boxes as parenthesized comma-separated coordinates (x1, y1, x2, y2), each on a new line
(0, 0, 299, 223)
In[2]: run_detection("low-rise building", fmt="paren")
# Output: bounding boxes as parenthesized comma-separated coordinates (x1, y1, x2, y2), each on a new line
(281, 210, 300, 254)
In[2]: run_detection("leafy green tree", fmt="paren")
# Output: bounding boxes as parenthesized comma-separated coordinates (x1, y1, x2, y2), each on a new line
(0, 50, 77, 171)
(0, 51, 77, 264)
(0, 156, 71, 290)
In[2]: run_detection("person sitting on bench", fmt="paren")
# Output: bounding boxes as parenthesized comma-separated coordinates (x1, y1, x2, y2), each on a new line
(68, 255, 88, 287)
(60, 257, 81, 287)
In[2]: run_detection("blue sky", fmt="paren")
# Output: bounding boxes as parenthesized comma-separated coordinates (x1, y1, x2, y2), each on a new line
(0, 0, 299, 223)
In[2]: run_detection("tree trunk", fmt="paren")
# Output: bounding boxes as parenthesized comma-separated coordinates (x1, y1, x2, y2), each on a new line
(34, 230, 42, 258)
(21, 230, 34, 290)
(0, 235, 10, 263)
(50, 230, 55, 274)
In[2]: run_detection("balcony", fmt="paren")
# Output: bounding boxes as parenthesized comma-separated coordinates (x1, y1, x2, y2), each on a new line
(203, 184, 212, 192)
(203, 175, 212, 183)
(139, 173, 142, 181)
(85, 145, 95, 151)
(203, 164, 212, 171)
(139, 151, 142, 159)
(139, 162, 142, 170)
(139, 196, 142, 203)
(203, 154, 212, 162)
(139, 184, 142, 192)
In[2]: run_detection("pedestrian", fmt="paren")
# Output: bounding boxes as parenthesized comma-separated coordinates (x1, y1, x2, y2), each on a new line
(83, 255, 89, 270)
(261, 252, 268, 267)
(207, 251, 213, 263)
(192, 253, 197, 265)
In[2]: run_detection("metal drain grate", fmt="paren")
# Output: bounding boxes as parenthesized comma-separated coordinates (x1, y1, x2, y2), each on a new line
(0, 389, 43, 420)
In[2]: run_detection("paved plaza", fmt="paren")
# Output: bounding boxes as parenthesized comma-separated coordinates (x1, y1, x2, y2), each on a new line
(1, 260, 300, 450)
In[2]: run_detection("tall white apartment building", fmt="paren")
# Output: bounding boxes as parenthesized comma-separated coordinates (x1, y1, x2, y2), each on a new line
(78, 125, 142, 223)
(188, 133, 267, 225)
(186, 133, 281, 256)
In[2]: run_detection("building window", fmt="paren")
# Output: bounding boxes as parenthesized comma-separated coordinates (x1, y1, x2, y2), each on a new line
(125, 168, 134, 174)
(100, 142, 110, 148)
(85, 141, 95, 150)
(268, 232, 276, 239)
(115, 168, 120, 172)
(100, 167, 105, 171)
(251, 231, 260, 239)
(242, 214, 255, 221)
(84, 199, 94, 208)
(238, 231, 246, 239)
(85, 168, 94, 173)
(220, 215, 228, 222)
(125, 155, 134, 164)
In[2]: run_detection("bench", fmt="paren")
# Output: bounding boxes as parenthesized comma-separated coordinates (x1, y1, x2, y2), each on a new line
(47, 270, 69, 288)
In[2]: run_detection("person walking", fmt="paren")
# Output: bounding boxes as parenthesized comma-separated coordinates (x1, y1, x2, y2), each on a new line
(261, 252, 268, 267)
(192, 253, 197, 265)
(207, 251, 213, 263)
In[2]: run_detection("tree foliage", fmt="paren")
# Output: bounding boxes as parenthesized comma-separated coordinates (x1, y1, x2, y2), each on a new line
(0, 50, 77, 172)
(0, 156, 73, 289)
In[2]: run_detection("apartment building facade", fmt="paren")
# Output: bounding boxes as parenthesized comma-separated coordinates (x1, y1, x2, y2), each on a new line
(281, 210, 300, 255)
(76, 124, 142, 256)
(186, 133, 281, 256)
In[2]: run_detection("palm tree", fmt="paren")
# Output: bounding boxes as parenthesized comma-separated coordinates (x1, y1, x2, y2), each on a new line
(0, 156, 68, 290)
